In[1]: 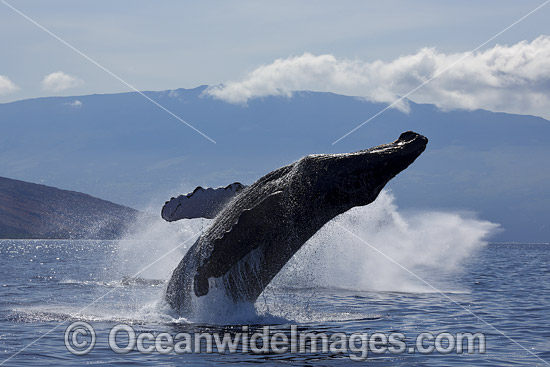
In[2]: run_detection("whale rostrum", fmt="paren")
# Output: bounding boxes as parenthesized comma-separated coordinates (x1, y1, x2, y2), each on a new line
(163, 131, 428, 313)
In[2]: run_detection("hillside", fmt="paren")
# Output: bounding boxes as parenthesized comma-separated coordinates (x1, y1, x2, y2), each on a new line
(0, 86, 548, 241)
(0, 176, 139, 239)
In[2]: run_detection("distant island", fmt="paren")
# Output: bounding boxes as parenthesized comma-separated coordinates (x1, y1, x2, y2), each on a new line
(1, 86, 549, 242)
(0, 176, 139, 239)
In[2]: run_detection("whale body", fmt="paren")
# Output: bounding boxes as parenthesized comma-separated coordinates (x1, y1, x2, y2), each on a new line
(163, 131, 428, 314)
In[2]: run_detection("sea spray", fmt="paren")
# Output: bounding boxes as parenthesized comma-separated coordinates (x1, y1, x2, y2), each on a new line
(272, 190, 500, 293)
(113, 190, 499, 323)
(115, 212, 210, 280)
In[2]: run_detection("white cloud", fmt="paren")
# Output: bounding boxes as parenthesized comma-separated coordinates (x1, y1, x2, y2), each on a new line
(205, 35, 550, 119)
(0, 75, 19, 95)
(41, 71, 83, 92)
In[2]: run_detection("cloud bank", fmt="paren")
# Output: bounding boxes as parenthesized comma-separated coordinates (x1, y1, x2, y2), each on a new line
(42, 71, 83, 92)
(0, 75, 18, 95)
(206, 36, 550, 118)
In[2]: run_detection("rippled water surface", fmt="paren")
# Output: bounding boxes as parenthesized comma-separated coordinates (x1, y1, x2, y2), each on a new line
(1, 240, 549, 366)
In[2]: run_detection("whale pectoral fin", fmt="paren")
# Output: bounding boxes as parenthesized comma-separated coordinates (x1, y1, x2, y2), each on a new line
(194, 191, 286, 299)
(161, 182, 246, 221)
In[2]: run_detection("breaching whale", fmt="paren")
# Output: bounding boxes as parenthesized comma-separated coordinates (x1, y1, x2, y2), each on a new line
(162, 131, 428, 313)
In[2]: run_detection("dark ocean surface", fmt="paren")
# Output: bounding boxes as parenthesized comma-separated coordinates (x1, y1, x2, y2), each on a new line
(1, 239, 549, 366)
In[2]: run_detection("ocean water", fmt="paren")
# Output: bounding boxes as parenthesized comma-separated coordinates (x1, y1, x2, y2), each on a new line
(1, 194, 549, 366)
(1, 240, 549, 366)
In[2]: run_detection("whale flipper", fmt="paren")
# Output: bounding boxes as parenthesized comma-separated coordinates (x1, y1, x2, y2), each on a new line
(161, 182, 246, 221)
(193, 190, 284, 298)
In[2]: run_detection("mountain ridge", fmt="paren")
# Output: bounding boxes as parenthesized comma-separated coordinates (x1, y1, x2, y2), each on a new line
(0, 176, 139, 239)
(1, 86, 548, 241)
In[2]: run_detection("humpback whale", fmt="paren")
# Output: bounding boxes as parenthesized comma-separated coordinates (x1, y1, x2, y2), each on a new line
(163, 131, 428, 314)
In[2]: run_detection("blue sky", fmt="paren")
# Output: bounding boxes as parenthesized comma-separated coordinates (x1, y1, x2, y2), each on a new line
(1, 1, 549, 117)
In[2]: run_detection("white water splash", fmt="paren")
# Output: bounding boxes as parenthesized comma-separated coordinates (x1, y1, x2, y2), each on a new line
(112, 190, 499, 323)
(273, 190, 500, 293)
(115, 212, 210, 280)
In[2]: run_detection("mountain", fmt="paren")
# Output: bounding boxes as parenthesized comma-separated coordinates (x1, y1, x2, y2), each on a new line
(0, 86, 548, 242)
(0, 176, 138, 239)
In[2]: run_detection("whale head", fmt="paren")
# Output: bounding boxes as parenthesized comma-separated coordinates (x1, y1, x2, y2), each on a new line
(291, 131, 428, 212)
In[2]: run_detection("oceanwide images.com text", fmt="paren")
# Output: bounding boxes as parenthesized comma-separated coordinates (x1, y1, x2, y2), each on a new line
(65, 322, 486, 361)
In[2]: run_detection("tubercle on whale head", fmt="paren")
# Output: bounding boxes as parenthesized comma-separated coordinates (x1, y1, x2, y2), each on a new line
(293, 131, 428, 210)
